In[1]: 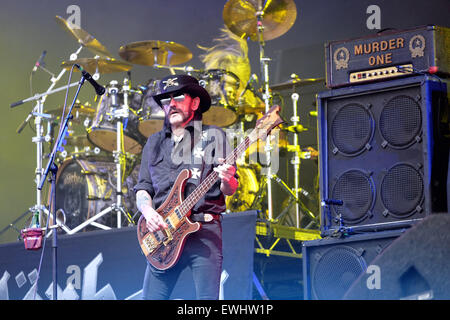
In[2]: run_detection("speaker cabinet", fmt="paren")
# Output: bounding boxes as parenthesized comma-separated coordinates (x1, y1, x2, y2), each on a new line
(317, 75, 449, 236)
(302, 229, 403, 300)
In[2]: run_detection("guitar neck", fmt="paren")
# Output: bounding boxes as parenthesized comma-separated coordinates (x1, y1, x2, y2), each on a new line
(178, 135, 252, 217)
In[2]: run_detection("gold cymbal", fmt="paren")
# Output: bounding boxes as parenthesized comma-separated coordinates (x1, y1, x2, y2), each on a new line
(235, 104, 265, 115)
(118, 40, 193, 66)
(61, 58, 133, 74)
(223, 0, 297, 41)
(270, 77, 325, 91)
(46, 102, 96, 117)
(55, 15, 112, 58)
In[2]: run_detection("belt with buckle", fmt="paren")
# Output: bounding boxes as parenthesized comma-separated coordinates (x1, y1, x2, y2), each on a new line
(190, 213, 222, 223)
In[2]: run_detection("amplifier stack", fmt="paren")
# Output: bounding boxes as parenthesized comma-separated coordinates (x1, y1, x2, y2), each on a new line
(303, 25, 450, 300)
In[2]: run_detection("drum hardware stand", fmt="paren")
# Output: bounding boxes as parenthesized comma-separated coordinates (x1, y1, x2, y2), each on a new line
(8, 46, 84, 237)
(256, 0, 275, 222)
(68, 79, 135, 234)
(153, 63, 201, 76)
(148, 45, 202, 76)
(271, 174, 318, 227)
(290, 92, 301, 228)
(112, 78, 135, 228)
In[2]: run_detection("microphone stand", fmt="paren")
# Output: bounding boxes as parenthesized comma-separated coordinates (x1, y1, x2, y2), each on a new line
(8, 46, 83, 238)
(37, 73, 87, 300)
(321, 199, 349, 237)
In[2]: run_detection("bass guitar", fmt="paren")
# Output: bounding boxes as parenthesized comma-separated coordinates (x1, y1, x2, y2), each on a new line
(137, 105, 284, 270)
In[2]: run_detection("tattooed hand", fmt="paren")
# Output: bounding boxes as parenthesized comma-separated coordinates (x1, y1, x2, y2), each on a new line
(136, 190, 168, 232)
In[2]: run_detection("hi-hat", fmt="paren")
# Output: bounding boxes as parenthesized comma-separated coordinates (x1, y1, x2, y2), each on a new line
(270, 77, 325, 91)
(61, 58, 133, 74)
(118, 40, 193, 66)
(223, 0, 297, 41)
(55, 15, 112, 58)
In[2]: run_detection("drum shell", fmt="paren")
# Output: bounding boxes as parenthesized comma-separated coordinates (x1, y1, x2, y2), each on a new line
(137, 79, 165, 138)
(88, 89, 145, 154)
(51, 156, 139, 231)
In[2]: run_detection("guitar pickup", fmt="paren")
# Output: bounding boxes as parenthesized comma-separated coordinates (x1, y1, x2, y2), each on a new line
(143, 234, 158, 253)
(162, 229, 173, 245)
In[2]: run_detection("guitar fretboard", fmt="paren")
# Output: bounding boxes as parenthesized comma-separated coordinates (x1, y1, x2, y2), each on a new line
(178, 134, 253, 217)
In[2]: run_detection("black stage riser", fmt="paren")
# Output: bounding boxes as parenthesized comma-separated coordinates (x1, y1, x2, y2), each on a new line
(0, 211, 256, 300)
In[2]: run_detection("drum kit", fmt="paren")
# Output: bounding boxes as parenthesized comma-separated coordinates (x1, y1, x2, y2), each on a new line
(7, 0, 323, 236)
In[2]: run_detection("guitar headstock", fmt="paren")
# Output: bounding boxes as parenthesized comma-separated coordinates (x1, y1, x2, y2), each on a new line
(249, 105, 285, 143)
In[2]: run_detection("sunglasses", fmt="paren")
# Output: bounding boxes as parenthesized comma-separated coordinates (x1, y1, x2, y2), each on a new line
(160, 94, 189, 106)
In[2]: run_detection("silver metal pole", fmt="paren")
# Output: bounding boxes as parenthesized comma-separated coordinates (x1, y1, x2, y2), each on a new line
(256, 4, 274, 221)
(30, 45, 84, 224)
(33, 99, 45, 223)
(290, 93, 300, 228)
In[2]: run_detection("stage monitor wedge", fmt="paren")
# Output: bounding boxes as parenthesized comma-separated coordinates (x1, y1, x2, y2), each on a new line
(302, 229, 403, 300)
(343, 214, 450, 300)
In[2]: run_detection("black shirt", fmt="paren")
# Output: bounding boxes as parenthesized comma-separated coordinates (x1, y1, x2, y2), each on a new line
(133, 120, 235, 215)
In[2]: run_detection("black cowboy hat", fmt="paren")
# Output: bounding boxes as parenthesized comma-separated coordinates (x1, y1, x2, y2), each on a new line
(153, 74, 211, 113)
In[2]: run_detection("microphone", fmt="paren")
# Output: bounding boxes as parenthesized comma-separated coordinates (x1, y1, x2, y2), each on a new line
(239, 74, 258, 99)
(32, 50, 47, 73)
(74, 64, 105, 95)
(321, 199, 344, 206)
(16, 113, 33, 134)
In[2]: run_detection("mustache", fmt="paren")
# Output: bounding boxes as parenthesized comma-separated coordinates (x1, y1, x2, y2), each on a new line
(168, 107, 181, 114)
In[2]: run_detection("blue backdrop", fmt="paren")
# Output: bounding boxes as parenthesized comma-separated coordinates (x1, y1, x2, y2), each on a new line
(0, 211, 256, 300)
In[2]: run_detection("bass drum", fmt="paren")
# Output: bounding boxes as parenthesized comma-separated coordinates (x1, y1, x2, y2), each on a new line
(225, 165, 259, 213)
(87, 83, 145, 154)
(137, 79, 165, 138)
(53, 156, 140, 231)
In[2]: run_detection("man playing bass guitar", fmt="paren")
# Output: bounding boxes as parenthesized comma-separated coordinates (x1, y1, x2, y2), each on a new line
(134, 74, 238, 300)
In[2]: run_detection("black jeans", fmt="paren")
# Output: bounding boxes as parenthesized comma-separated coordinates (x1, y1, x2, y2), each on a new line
(142, 220, 223, 300)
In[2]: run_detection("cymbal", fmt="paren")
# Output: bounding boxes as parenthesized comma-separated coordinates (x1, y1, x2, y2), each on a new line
(46, 102, 96, 118)
(118, 40, 192, 66)
(235, 104, 265, 115)
(55, 15, 112, 58)
(223, 0, 297, 41)
(270, 77, 325, 91)
(61, 58, 133, 74)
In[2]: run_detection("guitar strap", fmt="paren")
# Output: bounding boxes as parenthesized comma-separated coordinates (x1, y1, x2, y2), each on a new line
(186, 123, 208, 188)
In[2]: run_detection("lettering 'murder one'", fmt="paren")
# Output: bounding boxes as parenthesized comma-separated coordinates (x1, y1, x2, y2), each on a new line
(354, 37, 405, 55)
